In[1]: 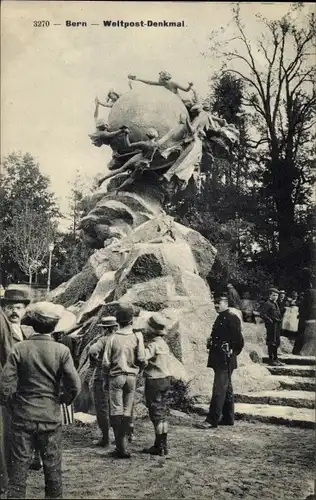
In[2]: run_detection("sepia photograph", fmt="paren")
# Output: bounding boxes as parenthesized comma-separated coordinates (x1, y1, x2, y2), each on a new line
(0, 1, 315, 499)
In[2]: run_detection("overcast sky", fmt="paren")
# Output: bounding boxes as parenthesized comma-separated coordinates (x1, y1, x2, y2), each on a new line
(1, 1, 302, 223)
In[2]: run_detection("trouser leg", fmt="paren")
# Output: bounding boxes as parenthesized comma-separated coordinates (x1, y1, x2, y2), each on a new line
(7, 422, 34, 499)
(221, 372, 234, 425)
(0, 407, 11, 494)
(38, 425, 63, 499)
(207, 368, 230, 427)
(109, 376, 130, 458)
(268, 345, 274, 359)
(144, 378, 170, 455)
(93, 373, 110, 444)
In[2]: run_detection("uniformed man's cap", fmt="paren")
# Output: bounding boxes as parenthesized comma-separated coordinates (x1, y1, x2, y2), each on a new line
(278, 290, 285, 294)
(214, 293, 228, 302)
(269, 288, 279, 294)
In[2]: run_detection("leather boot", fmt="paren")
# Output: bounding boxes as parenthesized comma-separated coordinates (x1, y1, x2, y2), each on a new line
(110, 415, 121, 455)
(142, 434, 159, 454)
(161, 433, 168, 456)
(115, 417, 131, 459)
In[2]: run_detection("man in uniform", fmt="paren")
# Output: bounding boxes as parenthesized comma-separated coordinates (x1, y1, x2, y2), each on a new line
(261, 288, 283, 365)
(0, 286, 33, 497)
(0, 302, 81, 499)
(195, 294, 244, 429)
(88, 316, 119, 447)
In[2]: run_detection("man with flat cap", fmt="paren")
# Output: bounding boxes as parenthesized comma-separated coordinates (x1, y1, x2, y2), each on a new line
(0, 286, 33, 497)
(195, 294, 244, 429)
(88, 316, 119, 448)
(0, 301, 81, 499)
(101, 305, 146, 459)
(261, 288, 283, 366)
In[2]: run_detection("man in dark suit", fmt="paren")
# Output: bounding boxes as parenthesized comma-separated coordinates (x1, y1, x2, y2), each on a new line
(195, 294, 244, 429)
(261, 288, 283, 365)
(0, 302, 81, 499)
(0, 286, 33, 497)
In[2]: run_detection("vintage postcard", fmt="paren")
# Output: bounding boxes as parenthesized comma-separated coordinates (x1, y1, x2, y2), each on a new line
(1, 2, 315, 499)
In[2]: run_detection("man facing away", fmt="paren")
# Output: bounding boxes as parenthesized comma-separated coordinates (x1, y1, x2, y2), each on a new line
(88, 316, 119, 447)
(0, 286, 33, 497)
(101, 305, 146, 459)
(195, 294, 244, 429)
(0, 302, 81, 499)
(261, 288, 283, 366)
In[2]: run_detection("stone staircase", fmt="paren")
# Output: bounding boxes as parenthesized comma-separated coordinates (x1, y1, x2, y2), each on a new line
(193, 354, 316, 429)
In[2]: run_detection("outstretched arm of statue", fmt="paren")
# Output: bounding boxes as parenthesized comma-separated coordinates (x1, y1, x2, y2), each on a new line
(101, 128, 126, 139)
(125, 137, 148, 150)
(98, 100, 113, 108)
(175, 81, 194, 92)
(129, 75, 161, 86)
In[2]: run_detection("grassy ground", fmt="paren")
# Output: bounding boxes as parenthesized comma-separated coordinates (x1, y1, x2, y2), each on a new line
(25, 415, 315, 500)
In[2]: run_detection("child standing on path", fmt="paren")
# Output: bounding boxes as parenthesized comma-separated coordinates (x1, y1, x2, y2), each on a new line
(142, 314, 171, 457)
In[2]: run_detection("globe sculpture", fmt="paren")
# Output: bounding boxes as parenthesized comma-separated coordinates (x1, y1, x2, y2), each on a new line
(49, 83, 242, 412)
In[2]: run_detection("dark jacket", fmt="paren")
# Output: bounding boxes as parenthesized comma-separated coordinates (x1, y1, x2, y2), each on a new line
(260, 299, 282, 345)
(0, 334, 81, 424)
(0, 310, 33, 372)
(261, 300, 282, 329)
(207, 310, 244, 370)
(277, 298, 287, 316)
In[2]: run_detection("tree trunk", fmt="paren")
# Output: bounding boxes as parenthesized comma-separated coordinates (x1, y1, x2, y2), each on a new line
(275, 193, 295, 258)
(28, 270, 32, 288)
(271, 157, 296, 259)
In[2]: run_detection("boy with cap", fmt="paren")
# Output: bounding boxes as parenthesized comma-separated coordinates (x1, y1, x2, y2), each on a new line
(261, 289, 283, 365)
(88, 316, 118, 447)
(101, 305, 146, 459)
(0, 302, 81, 499)
(141, 313, 171, 457)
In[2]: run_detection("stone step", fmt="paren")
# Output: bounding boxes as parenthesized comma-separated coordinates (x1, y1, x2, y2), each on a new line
(266, 364, 315, 377)
(273, 376, 315, 392)
(262, 355, 315, 366)
(192, 403, 315, 429)
(235, 390, 315, 409)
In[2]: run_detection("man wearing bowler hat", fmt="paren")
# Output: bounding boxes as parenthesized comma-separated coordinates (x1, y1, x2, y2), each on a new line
(88, 316, 119, 448)
(261, 288, 283, 366)
(0, 286, 33, 497)
(0, 301, 81, 499)
(195, 294, 244, 430)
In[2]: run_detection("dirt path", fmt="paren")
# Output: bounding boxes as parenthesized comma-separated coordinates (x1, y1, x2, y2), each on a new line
(26, 416, 314, 500)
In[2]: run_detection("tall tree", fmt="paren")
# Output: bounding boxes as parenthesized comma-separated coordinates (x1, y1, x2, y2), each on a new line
(0, 152, 59, 284)
(209, 5, 316, 257)
(6, 208, 55, 286)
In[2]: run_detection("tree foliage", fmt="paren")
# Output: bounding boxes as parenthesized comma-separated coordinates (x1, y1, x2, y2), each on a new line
(6, 208, 55, 286)
(208, 5, 316, 257)
(0, 152, 59, 285)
